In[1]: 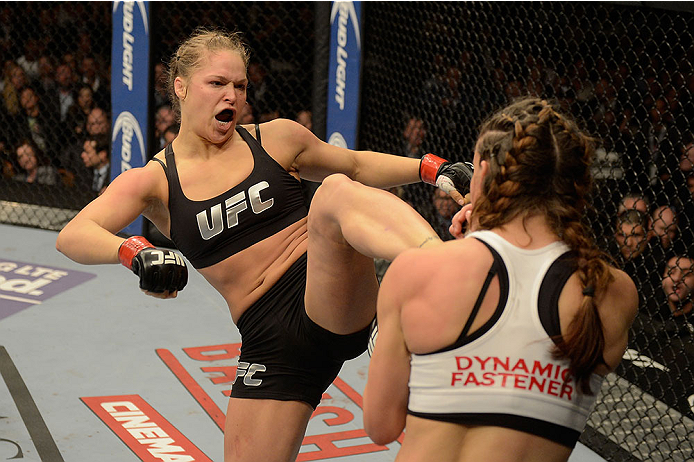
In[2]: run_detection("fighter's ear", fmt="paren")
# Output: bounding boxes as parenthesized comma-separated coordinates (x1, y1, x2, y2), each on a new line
(174, 76, 187, 101)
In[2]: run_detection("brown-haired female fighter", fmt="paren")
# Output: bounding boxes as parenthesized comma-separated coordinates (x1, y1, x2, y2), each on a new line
(55, 28, 471, 462)
(364, 97, 637, 462)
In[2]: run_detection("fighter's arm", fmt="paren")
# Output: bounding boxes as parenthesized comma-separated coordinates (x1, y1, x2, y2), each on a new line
(263, 119, 472, 203)
(260, 118, 419, 187)
(56, 162, 165, 265)
(597, 267, 639, 371)
(363, 252, 415, 445)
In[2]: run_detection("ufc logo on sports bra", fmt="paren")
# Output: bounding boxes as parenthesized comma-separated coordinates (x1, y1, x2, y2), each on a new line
(196, 181, 274, 240)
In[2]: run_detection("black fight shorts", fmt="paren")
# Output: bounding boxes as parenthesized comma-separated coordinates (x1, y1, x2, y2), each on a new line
(231, 253, 370, 408)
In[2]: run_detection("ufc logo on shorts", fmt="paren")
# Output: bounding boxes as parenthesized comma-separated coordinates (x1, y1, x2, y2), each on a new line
(233, 362, 266, 387)
(196, 181, 274, 240)
(149, 250, 185, 266)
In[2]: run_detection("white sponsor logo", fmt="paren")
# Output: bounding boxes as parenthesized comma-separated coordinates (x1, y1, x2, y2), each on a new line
(101, 401, 195, 461)
(114, 0, 149, 91)
(331, 2, 360, 110)
(113, 111, 147, 172)
(0, 262, 68, 302)
(328, 132, 347, 148)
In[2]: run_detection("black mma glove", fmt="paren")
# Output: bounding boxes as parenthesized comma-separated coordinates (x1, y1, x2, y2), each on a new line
(118, 236, 188, 293)
(419, 153, 474, 196)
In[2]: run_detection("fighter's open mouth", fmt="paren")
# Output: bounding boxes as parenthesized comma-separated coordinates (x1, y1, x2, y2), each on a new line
(216, 109, 234, 122)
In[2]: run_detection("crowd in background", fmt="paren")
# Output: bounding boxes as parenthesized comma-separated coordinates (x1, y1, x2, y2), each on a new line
(0, 3, 111, 198)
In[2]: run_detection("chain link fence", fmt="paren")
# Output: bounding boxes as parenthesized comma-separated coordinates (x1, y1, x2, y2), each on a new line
(360, 2, 694, 461)
(0, 2, 111, 229)
(1, 2, 693, 461)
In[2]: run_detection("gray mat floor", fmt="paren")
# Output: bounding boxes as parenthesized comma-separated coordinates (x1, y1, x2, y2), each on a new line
(0, 223, 606, 461)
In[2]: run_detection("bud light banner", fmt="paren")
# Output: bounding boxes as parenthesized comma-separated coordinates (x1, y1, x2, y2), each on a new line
(327, 1, 362, 149)
(111, 1, 150, 235)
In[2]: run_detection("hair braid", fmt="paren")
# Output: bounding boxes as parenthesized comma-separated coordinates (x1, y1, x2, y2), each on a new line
(474, 97, 611, 394)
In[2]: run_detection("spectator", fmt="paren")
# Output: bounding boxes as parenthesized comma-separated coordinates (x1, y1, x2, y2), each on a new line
(64, 84, 95, 141)
(679, 137, 694, 175)
(16, 38, 41, 81)
(258, 107, 280, 123)
(649, 205, 681, 258)
(626, 253, 694, 419)
(0, 139, 14, 179)
(401, 116, 427, 159)
(153, 62, 168, 108)
(60, 52, 79, 84)
(74, 30, 94, 66)
(85, 106, 109, 136)
(12, 138, 58, 185)
(611, 209, 659, 303)
(35, 55, 57, 97)
(154, 104, 175, 150)
(613, 209, 650, 261)
(617, 192, 650, 216)
(80, 133, 110, 195)
(55, 63, 76, 123)
(659, 254, 694, 319)
(430, 187, 459, 241)
(643, 97, 679, 187)
(295, 109, 312, 131)
(239, 101, 255, 124)
(2, 62, 27, 118)
(79, 54, 108, 109)
(0, 138, 14, 178)
(16, 85, 60, 156)
(247, 60, 272, 115)
(59, 106, 109, 190)
(163, 122, 179, 147)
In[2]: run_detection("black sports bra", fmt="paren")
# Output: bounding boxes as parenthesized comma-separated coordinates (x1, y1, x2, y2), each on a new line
(155, 125, 307, 268)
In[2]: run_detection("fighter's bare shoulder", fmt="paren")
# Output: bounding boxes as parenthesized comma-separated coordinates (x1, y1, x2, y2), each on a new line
(107, 154, 168, 202)
(244, 118, 315, 165)
(384, 238, 491, 298)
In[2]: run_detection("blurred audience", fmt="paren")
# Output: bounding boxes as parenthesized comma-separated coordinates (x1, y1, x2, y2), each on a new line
(163, 122, 179, 147)
(430, 187, 459, 241)
(13, 138, 58, 185)
(55, 63, 76, 123)
(15, 85, 60, 156)
(80, 133, 110, 195)
(402, 116, 427, 159)
(64, 84, 95, 141)
(154, 104, 175, 150)
(2, 62, 27, 118)
(295, 109, 312, 131)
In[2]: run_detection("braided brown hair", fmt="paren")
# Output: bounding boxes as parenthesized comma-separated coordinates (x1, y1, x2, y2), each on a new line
(473, 97, 613, 395)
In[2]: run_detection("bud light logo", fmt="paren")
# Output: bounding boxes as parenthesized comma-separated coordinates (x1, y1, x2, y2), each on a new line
(330, 2, 361, 111)
(111, 0, 150, 234)
(114, 1, 149, 91)
(326, 1, 362, 150)
(112, 111, 147, 172)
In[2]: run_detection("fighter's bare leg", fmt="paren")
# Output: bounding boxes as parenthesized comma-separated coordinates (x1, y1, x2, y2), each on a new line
(224, 397, 312, 462)
(305, 174, 441, 334)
